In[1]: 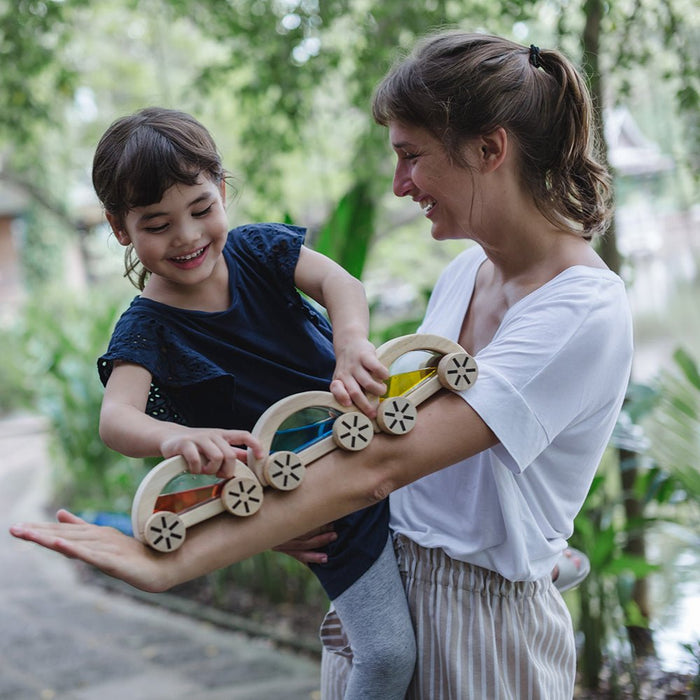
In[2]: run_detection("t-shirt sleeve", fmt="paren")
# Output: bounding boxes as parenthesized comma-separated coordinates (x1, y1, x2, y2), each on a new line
(97, 306, 225, 389)
(230, 222, 306, 288)
(455, 276, 632, 473)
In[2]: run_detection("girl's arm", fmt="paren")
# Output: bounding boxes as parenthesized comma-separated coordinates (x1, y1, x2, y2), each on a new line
(100, 363, 262, 477)
(294, 246, 388, 415)
(10, 392, 497, 592)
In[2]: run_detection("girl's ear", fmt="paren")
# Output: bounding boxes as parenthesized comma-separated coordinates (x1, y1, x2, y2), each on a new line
(105, 211, 131, 246)
(478, 127, 508, 172)
(218, 178, 226, 203)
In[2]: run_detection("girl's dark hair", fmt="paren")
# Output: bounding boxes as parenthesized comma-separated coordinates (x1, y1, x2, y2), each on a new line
(372, 31, 612, 239)
(92, 107, 226, 289)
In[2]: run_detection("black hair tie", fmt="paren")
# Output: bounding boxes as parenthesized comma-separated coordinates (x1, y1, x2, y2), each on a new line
(529, 44, 542, 68)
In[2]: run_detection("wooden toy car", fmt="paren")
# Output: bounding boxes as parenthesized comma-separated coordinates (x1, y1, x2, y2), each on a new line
(373, 332, 478, 435)
(131, 456, 263, 552)
(246, 390, 378, 491)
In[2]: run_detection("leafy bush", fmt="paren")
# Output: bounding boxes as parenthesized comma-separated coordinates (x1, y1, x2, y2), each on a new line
(14, 288, 151, 511)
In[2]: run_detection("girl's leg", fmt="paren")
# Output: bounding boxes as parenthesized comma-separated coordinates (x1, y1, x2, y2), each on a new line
(321, 535, 415, 700)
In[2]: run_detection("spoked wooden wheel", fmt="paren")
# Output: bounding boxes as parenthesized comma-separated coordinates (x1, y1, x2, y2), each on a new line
(438, 352, 478, 392)
(376, 396, 417, 435)
(332, 411, 374, 451)
(220, 475, 264, 516)
(143, 511, 186, 552)
(264, 450, 306, 491)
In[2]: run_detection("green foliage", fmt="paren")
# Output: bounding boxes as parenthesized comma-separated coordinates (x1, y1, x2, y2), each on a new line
(14, 288, 149, 511)
(0, 321, 35, 416)
(210, 550, 325, 608)
(0, 0, 86, 144)
(571, 356, 700, 689)
(570, 461, 659, 689)
(314, 179, 375, 278)
(642, 349, 700, 515)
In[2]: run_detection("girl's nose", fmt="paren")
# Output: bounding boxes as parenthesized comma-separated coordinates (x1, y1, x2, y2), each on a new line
(173, 222, 201, 245)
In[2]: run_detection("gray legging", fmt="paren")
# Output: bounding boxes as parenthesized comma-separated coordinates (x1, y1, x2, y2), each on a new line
(322, 535, 416, 700)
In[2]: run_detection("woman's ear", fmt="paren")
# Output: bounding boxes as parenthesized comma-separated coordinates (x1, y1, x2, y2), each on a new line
(105, 212, 131, 246)
(478, 127, 508, 172)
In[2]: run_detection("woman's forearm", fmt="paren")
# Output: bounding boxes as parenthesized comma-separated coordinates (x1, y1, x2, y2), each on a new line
(10, 392, 495, 592)
(163, 392, 495, 586)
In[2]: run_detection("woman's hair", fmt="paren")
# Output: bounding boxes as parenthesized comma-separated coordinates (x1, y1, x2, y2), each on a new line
(92, 107, 226, 289)
(372, 31, 612, 239)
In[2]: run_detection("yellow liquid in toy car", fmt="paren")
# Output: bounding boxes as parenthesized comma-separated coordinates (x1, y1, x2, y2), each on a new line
(382, 367, 436, 398)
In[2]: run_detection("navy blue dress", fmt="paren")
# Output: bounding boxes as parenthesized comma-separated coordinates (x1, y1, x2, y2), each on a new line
(98, 222, 389, 599)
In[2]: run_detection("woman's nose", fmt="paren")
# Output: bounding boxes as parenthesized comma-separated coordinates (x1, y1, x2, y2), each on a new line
(392, 161, 412, 198)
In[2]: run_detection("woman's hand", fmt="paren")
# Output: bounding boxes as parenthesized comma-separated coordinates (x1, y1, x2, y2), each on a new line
(272, 525, 338, 565)
(10, 510, 173, 593)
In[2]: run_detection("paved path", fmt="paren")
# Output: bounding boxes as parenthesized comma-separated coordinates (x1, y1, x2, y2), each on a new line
(1, 414, 321, 700)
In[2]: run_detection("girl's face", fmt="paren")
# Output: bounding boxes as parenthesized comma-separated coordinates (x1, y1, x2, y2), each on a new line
(389, 121, 483, 242)
(109, 176, 229, 289)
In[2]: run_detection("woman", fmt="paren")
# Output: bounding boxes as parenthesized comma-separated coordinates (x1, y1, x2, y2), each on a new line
(11, 31, 633, 698)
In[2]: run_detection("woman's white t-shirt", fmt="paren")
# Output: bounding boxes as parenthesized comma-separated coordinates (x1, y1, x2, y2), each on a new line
(389, 245, 634, 581)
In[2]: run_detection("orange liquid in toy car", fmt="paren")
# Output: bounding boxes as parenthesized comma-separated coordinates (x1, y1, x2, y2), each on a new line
(383, 367, 436, 398)
(154, 482, 223, 513)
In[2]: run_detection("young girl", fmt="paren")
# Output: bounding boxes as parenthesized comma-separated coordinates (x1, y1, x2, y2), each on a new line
(92, 107, 415, 699)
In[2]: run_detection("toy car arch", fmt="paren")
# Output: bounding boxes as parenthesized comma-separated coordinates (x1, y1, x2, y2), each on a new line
(131, 456, 263, 553)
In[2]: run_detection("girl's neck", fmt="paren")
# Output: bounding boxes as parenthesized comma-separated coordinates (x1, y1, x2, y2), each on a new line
(141, 255, 231, 312)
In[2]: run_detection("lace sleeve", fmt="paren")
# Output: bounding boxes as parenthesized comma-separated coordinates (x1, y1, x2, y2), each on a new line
(97, 308, 229, 426)
(233, 222, 306, 285)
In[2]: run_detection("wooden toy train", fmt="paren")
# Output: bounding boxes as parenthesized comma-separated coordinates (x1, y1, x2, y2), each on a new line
(131, 334, 478, 552)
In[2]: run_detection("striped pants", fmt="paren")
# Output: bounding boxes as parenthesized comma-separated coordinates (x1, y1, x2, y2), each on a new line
(320, 534, 575, 699)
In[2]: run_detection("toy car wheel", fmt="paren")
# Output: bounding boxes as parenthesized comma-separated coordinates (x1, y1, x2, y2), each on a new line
(332, 411, 374, 451)
(438, 351, 478, 392)
(220, 475, 264, 517)
(144, 511, 186, 552)
(376, 396, 417, 435)
(264, 450, 306, 491)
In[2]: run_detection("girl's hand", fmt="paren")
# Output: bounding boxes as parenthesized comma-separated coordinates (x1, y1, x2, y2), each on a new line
(160, 429, 264, 479)
(10, 510, 172, 593)
(273, 525, 338, 565)
(331, 338, 388, 417)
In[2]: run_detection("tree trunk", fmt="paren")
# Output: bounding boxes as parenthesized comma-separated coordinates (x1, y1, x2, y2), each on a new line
(582, 0, 656, 662)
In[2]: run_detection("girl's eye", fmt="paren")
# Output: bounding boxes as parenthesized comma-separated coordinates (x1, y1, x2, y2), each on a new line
(193, 203, 214, 218)
(144, 223, 168, 233)
(402, 150, 419, 160)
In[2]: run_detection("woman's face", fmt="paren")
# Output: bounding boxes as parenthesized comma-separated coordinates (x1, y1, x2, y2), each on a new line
(389, 121, 482, 241)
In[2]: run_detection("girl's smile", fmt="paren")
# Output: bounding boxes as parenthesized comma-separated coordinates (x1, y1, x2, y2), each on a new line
(169, 243, 211, 268)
